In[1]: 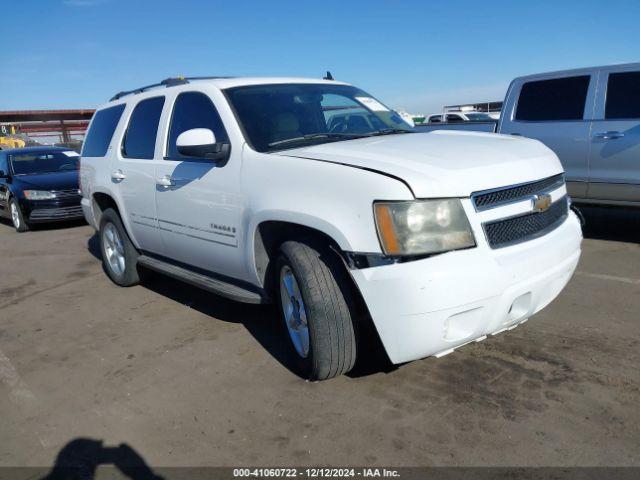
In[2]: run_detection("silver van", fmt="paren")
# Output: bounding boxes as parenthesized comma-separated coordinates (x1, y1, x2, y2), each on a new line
(499, 63, 640, 206)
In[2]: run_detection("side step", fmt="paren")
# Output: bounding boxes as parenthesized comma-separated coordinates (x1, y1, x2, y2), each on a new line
(137, 255, 266, 304)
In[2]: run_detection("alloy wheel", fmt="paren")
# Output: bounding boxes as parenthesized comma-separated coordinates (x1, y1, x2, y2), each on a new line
(10, 202, 20, 229)
(279, 265, 310, 358)
(102, 223, 126, 277)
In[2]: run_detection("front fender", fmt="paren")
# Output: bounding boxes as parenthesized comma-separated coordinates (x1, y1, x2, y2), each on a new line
(241, 150, 414, 285)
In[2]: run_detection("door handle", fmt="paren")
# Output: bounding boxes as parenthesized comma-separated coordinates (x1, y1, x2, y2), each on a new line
(111, 169, 126, 181)
(594, 131, 624, 140)
(156, 175, 175, 188)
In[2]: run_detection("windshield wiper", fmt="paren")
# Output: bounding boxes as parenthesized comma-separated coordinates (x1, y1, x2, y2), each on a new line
(268, 132, 369, 148)
(367, 128, 414, 136)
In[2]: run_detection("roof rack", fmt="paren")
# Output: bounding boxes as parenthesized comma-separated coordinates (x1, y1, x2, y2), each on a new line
(109, 76, 235, 101)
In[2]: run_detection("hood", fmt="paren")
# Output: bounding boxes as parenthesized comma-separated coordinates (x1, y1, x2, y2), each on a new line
(13, 170, 79, 191)
(277, 130, 564, 198)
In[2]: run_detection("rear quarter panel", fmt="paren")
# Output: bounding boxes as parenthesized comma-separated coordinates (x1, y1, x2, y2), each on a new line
(79, 101, 130, 233)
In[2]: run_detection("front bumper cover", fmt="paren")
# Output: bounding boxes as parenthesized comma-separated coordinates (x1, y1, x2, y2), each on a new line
(349, 212, 583, 364)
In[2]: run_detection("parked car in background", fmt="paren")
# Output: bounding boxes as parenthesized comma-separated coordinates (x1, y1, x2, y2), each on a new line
(0, 147, 83, 232)
(420, 63, 640, 207)
(80, 76, 581, 380)
(427, 112, 495, 123)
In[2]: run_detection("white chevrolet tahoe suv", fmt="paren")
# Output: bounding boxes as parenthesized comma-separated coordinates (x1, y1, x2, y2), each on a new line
(80, 76, 583, 380)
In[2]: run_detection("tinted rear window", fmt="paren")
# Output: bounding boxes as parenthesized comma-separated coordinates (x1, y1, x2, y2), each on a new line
(122, 96, 165, 159)
(516, 76, 590, 121)
(82, 104, 126, 157)
(605, 71, 640, 119)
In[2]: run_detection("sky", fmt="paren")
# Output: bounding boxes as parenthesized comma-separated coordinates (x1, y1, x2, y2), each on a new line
(2, 0, 640, 114)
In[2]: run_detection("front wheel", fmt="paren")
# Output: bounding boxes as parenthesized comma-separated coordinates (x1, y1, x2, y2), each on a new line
(10, 198, 29, 232)
(99, 208, 140, 286)
(276, 240, 357, 380)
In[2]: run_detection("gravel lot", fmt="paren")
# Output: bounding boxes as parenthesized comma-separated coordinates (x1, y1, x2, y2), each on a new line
(0, 206, 638, 469)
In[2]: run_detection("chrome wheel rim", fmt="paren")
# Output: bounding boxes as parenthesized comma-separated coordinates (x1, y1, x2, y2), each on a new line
(279, 265, 310, 358)
(10, 202, 20, 229)
(102, 223, 126, 277)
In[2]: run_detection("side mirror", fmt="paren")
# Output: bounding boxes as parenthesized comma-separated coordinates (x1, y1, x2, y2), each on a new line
(176, 128, 230, 162)
(0, 170, 7, 179)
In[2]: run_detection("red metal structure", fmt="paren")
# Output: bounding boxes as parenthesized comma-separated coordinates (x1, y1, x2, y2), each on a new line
(0, 109, 95, 144)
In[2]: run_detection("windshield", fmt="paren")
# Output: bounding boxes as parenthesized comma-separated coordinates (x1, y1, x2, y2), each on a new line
(464, 113, 494, 121)
(9, 151, 79, 175)
(225, 83, 414, 152)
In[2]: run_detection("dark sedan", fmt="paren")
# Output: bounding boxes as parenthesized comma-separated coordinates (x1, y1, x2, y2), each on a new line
(0, 146, 84, 232)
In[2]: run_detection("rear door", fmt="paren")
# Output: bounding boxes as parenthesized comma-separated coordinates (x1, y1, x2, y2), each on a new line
(588, 65, 640, 203)
(500, 73, 597, 199)
(112, 96, 166, 254)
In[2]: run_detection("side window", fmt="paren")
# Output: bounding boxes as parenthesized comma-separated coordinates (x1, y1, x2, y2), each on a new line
(167, 92, 228, 159)
(429, 115, 441, 123)
(82, 104, 126, 157)
(446, 114, 464, 123)
(605, 71, 640, 120)
(122, 96, 165, 159)
(516, 76, 590, 121)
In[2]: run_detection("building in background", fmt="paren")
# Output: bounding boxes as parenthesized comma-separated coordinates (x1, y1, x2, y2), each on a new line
(0, 109, 95, 152)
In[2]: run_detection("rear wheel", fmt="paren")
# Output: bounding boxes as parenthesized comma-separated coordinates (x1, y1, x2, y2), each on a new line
(99, 208, 140, 286)
(276, 240, 357, 380)
(10, 199, 29, 232)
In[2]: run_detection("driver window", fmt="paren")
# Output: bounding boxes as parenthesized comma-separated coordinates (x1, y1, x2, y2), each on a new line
(166, 92, 229, 160)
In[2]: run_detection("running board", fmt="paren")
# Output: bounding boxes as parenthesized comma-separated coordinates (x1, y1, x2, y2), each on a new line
(137, 255, 266, 304)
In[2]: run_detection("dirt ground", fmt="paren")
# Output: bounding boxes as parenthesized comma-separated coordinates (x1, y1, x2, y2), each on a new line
(0, 206, 638, 469)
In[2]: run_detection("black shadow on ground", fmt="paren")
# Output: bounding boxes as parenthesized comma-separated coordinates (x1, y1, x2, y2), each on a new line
(41, 437, 163, 480)
(86, 234, 394, 379)
(0, 216, 86, 231)
(575, 204, 640, 244)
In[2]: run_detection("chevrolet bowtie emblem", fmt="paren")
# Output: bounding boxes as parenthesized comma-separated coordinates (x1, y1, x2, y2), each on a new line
(531, 193, 552, 212)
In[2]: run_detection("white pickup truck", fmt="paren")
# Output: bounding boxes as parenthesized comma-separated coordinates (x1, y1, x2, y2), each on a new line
(80, 76, 582, 380)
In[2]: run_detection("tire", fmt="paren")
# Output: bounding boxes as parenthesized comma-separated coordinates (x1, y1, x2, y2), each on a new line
(99, 208, 140, 286)
(276, 239, 357, 380)
(10, 198, 29, 232)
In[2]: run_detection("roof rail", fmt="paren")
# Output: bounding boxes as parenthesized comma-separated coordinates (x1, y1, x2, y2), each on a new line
(109, 76, 235, 102)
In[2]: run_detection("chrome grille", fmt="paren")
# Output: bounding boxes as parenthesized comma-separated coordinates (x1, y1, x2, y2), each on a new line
(483, 196, 569, 248)
(472, 174, 565, 211)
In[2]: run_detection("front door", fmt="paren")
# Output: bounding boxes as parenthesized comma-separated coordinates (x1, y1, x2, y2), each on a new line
(502, 74, 597, 199)
(112, 96, 166, 254)
(155, 90, 245, 279)
(588, 65, 640, 203)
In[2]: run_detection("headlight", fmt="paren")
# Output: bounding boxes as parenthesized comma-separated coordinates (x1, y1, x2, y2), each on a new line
(374, 199, 475, 256)
(23, 190, 57, 200)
